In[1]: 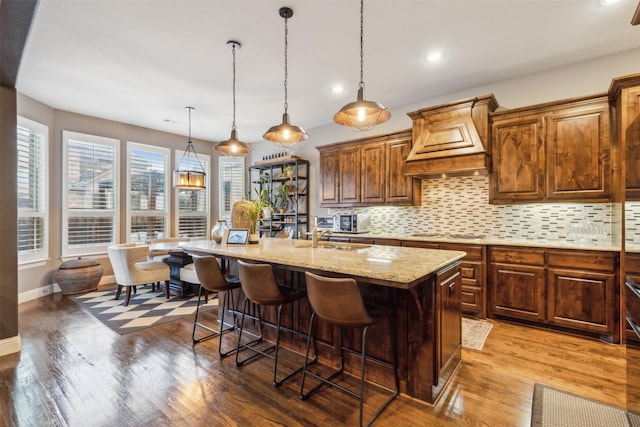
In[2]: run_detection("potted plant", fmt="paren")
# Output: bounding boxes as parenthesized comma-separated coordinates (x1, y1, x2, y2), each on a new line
(272, 184, 290, 214)
(255, 171, 273, 219)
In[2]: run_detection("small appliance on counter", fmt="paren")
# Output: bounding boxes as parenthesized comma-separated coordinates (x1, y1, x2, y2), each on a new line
(314, 215, 336, 231)
(336, 213, 371, 234)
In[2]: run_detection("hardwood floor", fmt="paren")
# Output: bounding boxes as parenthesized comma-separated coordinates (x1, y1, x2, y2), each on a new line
(1, 291, 626, 426)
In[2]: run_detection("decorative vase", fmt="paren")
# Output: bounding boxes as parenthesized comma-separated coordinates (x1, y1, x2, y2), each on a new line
(210, 219, 229, 243)
(249, 233, 260, 244)
(262, 206, 273, 220)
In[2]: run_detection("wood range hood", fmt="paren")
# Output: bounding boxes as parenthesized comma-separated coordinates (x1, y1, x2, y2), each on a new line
(405, 94, 499, 178)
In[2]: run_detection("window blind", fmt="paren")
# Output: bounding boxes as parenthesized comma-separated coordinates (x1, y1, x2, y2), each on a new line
(63, 131, 119, 256)
(219, 156, 245, 222)
(127, 144, 169, 242)
(175, 152, 210, 239)
(17, 119, 48, 263)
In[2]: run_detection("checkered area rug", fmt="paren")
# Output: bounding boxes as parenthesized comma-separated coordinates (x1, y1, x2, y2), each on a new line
(70, 287, 218, 335)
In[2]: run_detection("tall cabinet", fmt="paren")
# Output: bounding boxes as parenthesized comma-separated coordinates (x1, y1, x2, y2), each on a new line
(249, 158, 309, 239)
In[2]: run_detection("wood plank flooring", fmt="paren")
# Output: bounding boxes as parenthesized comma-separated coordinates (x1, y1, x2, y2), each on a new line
(0, 291, 626, 426)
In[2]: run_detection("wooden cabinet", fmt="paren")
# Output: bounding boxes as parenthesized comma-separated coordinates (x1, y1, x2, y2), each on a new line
(317, 130, 421, 207)
(488, 246, 618, 340)
(610, 74, 640, 199)
(491, 115, 545, 201)
(403, 240, 486, 317)
(435, 263, 462, 386)
(489, 247, 546, 321)
(490, 95, 611, 203)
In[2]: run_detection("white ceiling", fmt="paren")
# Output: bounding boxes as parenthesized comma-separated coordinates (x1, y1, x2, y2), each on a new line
(17, 0, 640, 144)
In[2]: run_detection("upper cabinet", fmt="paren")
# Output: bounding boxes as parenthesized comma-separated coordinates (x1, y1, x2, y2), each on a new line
(610, 73, 640, 200)
(490, 95, 611, 204)
(317, 130, 421, 207)
(405, 94, 498, 178)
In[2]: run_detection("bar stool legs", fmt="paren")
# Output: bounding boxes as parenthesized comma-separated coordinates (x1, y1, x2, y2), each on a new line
(192, 285, 238, 357)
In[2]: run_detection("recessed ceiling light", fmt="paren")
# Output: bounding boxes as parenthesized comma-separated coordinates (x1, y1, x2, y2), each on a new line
(427, 51, 443, 62)
(332, 85, 344, 94)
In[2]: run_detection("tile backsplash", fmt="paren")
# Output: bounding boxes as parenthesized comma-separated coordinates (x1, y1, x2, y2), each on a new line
(626, 202, 640, 249)
(329, 176, 614, 244)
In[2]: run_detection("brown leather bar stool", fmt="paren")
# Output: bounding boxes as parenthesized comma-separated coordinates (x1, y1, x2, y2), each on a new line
(191, 255, 241, 357)
(301, 272, 399, 427)
(236, 260, 314, 387)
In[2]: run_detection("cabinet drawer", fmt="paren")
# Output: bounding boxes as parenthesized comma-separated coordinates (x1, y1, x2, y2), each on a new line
(627, 254, 640, 274)
(490, 247, 545, 265)
(403, 240, 440, 249)
(547, 250, 616, 272)
(440, 244, 484, 260)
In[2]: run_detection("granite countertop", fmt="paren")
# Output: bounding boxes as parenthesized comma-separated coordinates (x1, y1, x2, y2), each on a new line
(328, 232, 621, 252)
(181, 238, 465, 289)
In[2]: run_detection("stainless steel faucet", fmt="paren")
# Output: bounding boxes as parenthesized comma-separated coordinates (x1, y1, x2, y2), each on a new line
(312, 228, 332, 248)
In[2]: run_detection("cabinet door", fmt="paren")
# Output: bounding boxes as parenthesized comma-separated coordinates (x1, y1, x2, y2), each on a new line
(546, 99, 610, 200)
(624, 87, 640, 199)
(386, 136, 418, 205)
(490, 115, 545, 202)
(360, 142, 385, 204)
(436, 265, 461, 386)
(490, 263, 545, 321)
(319, 149, 339, 205)
(339, 145, 361, 204)
(547, 268, 615, 334)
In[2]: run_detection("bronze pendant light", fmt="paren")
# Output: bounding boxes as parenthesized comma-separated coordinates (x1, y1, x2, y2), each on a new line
(263, 6, 308, 147)
(334, 0, 390, 130)
(174, 106, 206, 190)
(215, 40, 252, 157)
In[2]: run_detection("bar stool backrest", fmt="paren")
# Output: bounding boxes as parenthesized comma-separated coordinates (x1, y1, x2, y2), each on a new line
(192, 255, 228, 292)
(304, 272, 374, 327)
(237, 260, 284, 305)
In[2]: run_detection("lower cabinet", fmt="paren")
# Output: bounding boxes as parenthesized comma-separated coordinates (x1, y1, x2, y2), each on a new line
(489, 246, 618, 340)
(435, 263, 462, 386)
(403, 240, 487, 318)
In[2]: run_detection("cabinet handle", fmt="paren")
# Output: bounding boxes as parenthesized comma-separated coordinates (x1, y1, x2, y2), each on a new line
(449, 282, 455, 295)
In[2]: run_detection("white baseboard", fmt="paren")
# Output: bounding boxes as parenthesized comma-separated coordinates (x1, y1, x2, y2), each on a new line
(0, 335, 21, 357)
(18, 274, 116, 304)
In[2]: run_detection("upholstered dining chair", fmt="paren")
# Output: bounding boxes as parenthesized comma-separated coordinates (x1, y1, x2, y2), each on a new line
(107, 243, 170, 306)
(191, 255, 241, 356)
(300, 272, 399, 427)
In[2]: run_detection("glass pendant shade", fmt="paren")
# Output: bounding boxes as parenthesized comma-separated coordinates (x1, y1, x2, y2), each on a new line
(263, 113, 308, 147)
(334, 0, 390, 131)
(215, 40, 252, 158)
(264, 7, 307, 147)
(215, 129, 252, 156)
(174, 106, 206, 190)
(334, 87, 391, 130)
(173, 169, 206, 190)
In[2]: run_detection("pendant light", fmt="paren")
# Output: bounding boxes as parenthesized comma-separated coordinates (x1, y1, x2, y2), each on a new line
(174, 106, 206, 190)
(263, 6, 308, 147)
(214, 40, 252, 157)
(334, 0, 390, 130)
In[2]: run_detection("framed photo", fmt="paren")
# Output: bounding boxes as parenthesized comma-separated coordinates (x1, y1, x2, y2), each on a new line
(226, 228, 249, 245)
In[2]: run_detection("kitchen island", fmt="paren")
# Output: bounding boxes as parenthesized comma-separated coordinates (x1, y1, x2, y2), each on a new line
(182, 238, 465, 404)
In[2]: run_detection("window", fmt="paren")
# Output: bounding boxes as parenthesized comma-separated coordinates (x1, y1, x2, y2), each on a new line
(218, 156, 245, 222)
(17, 117, 48, 264)
(62, 131, 119, 256)
(127, 142, 170, 243)
(175, 151, 210, 239)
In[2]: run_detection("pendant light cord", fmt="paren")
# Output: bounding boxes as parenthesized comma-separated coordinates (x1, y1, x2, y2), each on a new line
(359, 0, 364, 90)
(232, 43, 238, 131)
(181, 106, 205, 173)
(283, 13, 289, 114)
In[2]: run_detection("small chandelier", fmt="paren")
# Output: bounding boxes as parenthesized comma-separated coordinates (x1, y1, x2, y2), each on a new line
(263, 6, 308, 147)
(174, 106, 206, 190)
(214, 40, 252, 157)
(333, 0, 390, 130)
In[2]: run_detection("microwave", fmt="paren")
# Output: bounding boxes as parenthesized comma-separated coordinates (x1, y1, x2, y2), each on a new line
(315, 215, 336, 231)
(337, 214, 371, 233)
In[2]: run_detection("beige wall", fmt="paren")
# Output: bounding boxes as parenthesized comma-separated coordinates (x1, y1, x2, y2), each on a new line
(15, 47, 640, 301)
(17, 95, 218, 298)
